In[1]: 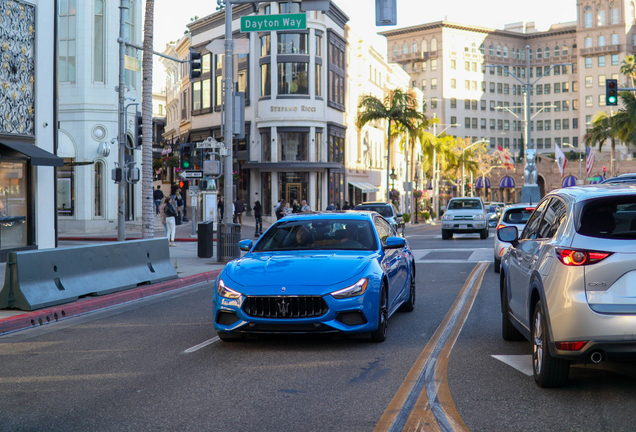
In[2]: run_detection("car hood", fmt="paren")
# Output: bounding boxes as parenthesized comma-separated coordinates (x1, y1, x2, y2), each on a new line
(223, 251, 374, 291)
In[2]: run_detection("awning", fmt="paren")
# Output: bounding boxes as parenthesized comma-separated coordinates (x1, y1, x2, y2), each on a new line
(475, 177, 491, 189)
(562, 175, 577, 187)
(0, 140, 64, 166)
(500, 176, 516, 188)
(349, 181, 379, 193)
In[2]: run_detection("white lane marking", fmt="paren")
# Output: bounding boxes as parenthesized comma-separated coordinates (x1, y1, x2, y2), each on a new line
(183, 337, 220, 353)
(412, 248, 493, 262)
(491, 354, 534, 376)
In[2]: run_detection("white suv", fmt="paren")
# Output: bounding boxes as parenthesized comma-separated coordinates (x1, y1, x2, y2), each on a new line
(441, 197, 489, 239)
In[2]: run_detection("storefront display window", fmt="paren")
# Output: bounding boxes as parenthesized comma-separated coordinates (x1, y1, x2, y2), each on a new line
(279, 172, 308, 206)
(278, 132, 308, 161)
(278, 62, 308, 95)
(0, 161, 27, 249)
(57, 159, 75, 216)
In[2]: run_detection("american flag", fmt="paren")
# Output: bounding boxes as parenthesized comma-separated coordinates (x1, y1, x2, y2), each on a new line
(497, 144, 514, 169)
(586, 147, 595, 178)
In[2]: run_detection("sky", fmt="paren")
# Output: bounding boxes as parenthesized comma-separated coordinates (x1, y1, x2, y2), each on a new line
(148, 0, 577, 89)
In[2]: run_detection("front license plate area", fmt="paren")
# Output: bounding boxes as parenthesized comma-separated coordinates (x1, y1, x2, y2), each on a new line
(459, 224, 468, 229)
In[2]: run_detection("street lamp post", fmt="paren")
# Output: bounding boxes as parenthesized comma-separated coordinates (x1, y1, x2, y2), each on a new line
(414, 171, 419, 224)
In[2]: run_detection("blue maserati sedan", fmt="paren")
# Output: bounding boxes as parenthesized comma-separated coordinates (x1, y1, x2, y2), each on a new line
(213, 211, 416, 342)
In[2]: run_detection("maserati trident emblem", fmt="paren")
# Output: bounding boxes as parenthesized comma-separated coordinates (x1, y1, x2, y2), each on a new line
(281, 287, 286, 292)
(278, 299, 290, 316)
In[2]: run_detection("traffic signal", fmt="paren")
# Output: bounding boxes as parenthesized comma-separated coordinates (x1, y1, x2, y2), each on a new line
(134, 111, 143, 148)
(189, 49, 202, 81)
(603, 166, 607, 176)
(180, 144, 192, 170)
(606, 79, 618, 106)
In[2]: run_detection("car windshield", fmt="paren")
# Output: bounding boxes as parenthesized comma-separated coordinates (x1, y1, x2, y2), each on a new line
(578, 196, 636, 239)
(448, 199, 483, 210)
(253, 219, 378, 251)
(354, 205, 394, 218)
(503, 208, 535, 224)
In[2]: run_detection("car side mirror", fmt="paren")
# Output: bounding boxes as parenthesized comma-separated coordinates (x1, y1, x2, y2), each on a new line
(385, 236, 406, 249)
(396, 213, 403, 218)
(239, 239, 253, 251)
(497, 226, 519, 247)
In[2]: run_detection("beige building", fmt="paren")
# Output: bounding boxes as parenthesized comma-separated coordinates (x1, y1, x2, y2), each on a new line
(380, 0, 636, 197)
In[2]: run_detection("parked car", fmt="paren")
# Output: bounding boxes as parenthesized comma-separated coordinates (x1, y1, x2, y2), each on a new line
(353, 202, 405, 236)
(487, 205, 502, 228)
(601, 172, 636, 184)
(213, 212, 416, 342)
(493, 203, 536, 273)
(498, 185, 636, 387)
(441, 197, 489, 239)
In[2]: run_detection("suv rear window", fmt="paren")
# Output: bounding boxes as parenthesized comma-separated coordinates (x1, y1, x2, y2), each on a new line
(448, 199, 483, 210)
(354, 205, 393, 218)
(502, 208, 534, 224)
(577, 196, 636, 239)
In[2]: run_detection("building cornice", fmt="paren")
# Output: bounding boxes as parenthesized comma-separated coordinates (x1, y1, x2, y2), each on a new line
(187, 4, 254, 35)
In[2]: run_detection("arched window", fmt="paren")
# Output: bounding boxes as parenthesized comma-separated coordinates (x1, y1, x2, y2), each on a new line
(94, 160, 105, 217)
(496, 45, 502, 56)
(554, 45, 560, 57)
(94, 0, 105, 83)
(489, 44, 494, 56)
(610, 2, 619, 24)
(544, 46, 550, 58)
(411, 41, 418, 53)
(422, 39, 428, 52)
(402, 43, 408, 54)
(503, 46, 509, 58)
(562, 44, 568, 55)
(479, 43, 485, 54)
(597, 4, 606, 26)
(392, 45, 398, 57)
(528, 48, 533, 60)
(584, 6, 593, 28)
(431, 38, 437, 51)
(536, 47, 542, 59)
(471, 42, 477, 53)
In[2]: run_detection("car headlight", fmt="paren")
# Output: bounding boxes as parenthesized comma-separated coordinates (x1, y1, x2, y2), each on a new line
(217, 278, 242, 299)
(331, 278, 369, 299)
(442, 214, 454, 221)
(473, 214, 484, 220)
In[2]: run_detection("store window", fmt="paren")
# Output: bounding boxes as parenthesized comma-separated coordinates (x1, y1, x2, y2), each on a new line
(57, 159, 75, 217)
(315, 129, 323, 161)
(278, 62, 308, 95)
(278, 131, 308, 162)
(0, 161, 27, 249)
(261, 129, 271, 162)
(278, 33, 308, 54)
(328, 30, 346, 111)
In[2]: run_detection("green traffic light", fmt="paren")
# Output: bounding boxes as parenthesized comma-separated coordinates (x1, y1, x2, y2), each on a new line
(608, 96, 616, 104)
(183, 160, 190, 168)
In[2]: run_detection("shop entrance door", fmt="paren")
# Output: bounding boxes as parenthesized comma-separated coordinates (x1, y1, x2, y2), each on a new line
(286, 183, 302, 204)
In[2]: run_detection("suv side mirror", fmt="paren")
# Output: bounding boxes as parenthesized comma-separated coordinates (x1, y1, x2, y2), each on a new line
(239, 239, 253, 251)
(396, 213, 403, 218)
(385, 236, 406, 249)
(497, 226, 519, 247)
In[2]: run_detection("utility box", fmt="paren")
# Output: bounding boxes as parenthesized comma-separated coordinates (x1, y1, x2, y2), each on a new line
(197, 221, 214, 258)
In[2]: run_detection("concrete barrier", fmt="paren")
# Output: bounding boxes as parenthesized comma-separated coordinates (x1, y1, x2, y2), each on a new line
(0, 238, 178, 311)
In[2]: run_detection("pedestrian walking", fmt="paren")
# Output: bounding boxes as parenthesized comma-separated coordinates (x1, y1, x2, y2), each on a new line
(283, 201, 292, 217)
(292, 199, 300, 213)
(234, 196, 245, 226)
(275, 200, 285, 220)
(164, 196, 178, 247)
(326, 202, 336, 211)
(153, 185, 164, 215)
(159, 196, 169, 237)
(170, 182, 178, 201)
(218, 195, 224, 221)
(253, 200, 263, 237)
(301, 199, 310, 212)
(342, 201, 351, 210)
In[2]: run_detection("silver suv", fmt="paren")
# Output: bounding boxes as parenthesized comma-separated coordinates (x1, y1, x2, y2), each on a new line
(498, 185, 636, 387)
(441, 197, 488, 239)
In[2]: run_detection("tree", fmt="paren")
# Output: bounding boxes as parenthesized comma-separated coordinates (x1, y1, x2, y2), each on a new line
(583, 111, 619, 177)
(620, 55, 636, 88)
(141, 0, 155, 238)
(357, 89, 425, 201)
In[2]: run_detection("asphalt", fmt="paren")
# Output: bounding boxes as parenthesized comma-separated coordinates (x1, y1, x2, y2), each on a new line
(0, 213, 272, 335)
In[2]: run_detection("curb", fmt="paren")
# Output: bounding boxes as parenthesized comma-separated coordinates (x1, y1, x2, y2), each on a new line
(0, 270, 222, 336)
(59, 237, 202, 242)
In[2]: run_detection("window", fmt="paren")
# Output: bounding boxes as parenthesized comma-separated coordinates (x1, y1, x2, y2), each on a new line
(544, 46, 550, 58)
(465, 99, 471, 109)
(585, 57, 592, 68)
(504, 84, 509, 94)
(481, 81, 486, 91)
(431, 59, 437, 70)
(489, 44, 494, 56)
(421, 79, 426, 91)
(599, 74, 606, 86)
(611, 2, 619, 24)
(279, 132, 308, 162)
(497, 45, 502, 57)
(328, 32, 346, 110)
(431, 97, 438, 108)
(392, 45, 398, 57)
(93, 0, 105, 83)
(555, 119, 561, 130)
(472, 99, 478, 110)
(545, 120, 551, 130)
(279, 1, 301, 13)
(481, 118, 486, 129)
(315, 35, 322, 97)
(504, 120, 509, 131)
(586, 95, 593, 107)
(431, 38, 437, 51)
(451, 59, 456, 70)
(572, 81, 578, 92)
(562, 82, 569, 93)
(563, 119, 569, 130)
(537, 120, 543, 131)
(402, 43, 408, 55)
(600, 94, 606, 106)
(59, 0, 77, 82)
(490, 82, 495, 93)
(472, 62, 477, 72)
(498, 119, 503, 130)
(480, 43, 485, 54)
(611, 34, 619, 45)
(490, 100, 495, 111)
(450, 78, 456, 89)
(555, 137, 561, 148)
(598, 35, 606, 47)
(528, 48, 533, 60)
(612, 54, 619, 66)
(278, 62, 308, 95)
(451, 116, 457, 126)
(472, 118, 478, 129)
(124, 3, 136, 88)
(573, 99, 579, 110)
(563, 100, 570, 111)
(411, 41, 418, 53)
(598, 5, 606, 26)
(554, 83, 561, 93)
(554, 66, 561, 76)
(545, 138, 552, 149)
(422, 39, 428, 52)
(490, 119, 495, 130)
(465, 61, 470, 71)
(481, 100, 486, 110)
(554, 101, 561, 111)
(554, 45, 561, 57)
(450, 98, 457, 108)
(537, 138, 544, 149)
(94, 161, 104, 217)
(537, 47, 543, 59)
(598, 56, 606, 67)
(465, 80, 470, 90)
(585, 76, 593, 87)
(503, 46, 509, 58)
(562, 45, 568, 55)
(497, 83, 502, 94)
(431, 78, 438, 89)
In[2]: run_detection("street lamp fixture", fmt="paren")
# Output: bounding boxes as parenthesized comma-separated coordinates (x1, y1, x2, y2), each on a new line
(390, 168, 397, 190)
(414, 172, 420, 224)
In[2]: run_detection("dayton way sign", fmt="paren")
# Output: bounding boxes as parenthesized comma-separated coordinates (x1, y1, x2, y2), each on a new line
(240, 13, 306, 32)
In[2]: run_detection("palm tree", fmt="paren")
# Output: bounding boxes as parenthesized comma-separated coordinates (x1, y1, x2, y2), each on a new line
(584, 111, 619, 177)
(141, 0, 155, 238)
(357, 89, 425, 201)
(620, 55, 636, 88)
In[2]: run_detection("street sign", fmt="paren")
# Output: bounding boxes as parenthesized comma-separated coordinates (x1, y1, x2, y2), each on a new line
(240, 14, 306, 32)
(189, 190, 198, 197)
(196, 137, 222, 149)
(206, 39, 249, 54)
(178, 170, 203, 179)
(124, 55, 141, 72)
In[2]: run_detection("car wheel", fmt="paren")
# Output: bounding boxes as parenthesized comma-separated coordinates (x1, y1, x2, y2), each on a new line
(532, 300, 570, 388)
(217, 331, 243, 342)
(480, 228, 489, 239)
(370, 284, 388, 342)
(441, 229, 452, 240)
(400, 265, 416, 312)
(494, 257, 501, 273)
(501, 277, 523, 341)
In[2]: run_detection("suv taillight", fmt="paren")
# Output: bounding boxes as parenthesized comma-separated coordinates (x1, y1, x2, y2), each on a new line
(555, 248, 612, 266)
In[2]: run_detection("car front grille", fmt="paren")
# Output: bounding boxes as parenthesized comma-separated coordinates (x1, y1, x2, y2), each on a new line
(242, 296, 329, 319)
(453, 215, 474, 220)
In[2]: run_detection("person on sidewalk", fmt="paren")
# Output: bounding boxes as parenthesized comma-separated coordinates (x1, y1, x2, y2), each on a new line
(301, 199, 311, 212)
(170, 182, 178, 201)
(283, 201, 292, 217)
(292, 199, 300, 213)
(234, 197, 245, 226)
(342, 201, 351, 210)
(326, 202, 336, 211)
(275, 200, 285, 220)
(218, 195, 224, 221)
(164, 196, 178, 247)
(253, 200, 263, 237)
(159, 196, 169, 237)
(153, 186, 164, 215)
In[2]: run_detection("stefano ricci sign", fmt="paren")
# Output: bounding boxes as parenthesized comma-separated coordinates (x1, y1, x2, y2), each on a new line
(270, 105, 317, 112)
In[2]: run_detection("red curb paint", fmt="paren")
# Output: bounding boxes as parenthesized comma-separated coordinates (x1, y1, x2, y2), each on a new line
(0, 270, 222, 336)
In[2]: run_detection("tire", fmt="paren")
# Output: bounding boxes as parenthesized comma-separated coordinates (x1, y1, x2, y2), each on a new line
(501, 277, 524, 341)
(532, 301, 570, 388)
(494, 258, 501, 273)
(480, 228, 489, 239)
(441, 229, 452, 240)
(400, 265, 416, 312)
(370, 284, 388, 342)
(217, 331, 243, 342)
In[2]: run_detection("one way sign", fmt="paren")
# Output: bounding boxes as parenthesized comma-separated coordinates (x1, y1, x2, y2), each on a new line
(178, 170, 203, 179)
